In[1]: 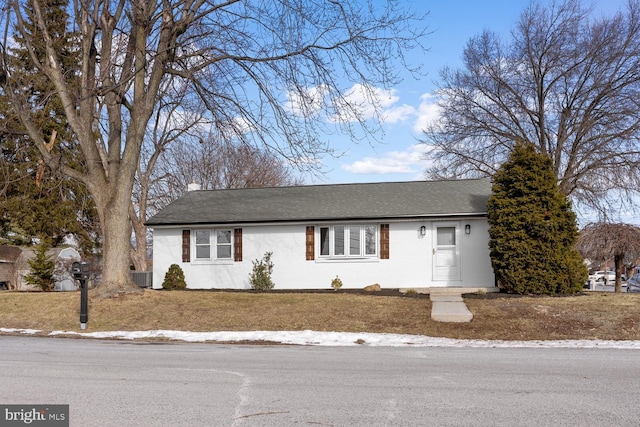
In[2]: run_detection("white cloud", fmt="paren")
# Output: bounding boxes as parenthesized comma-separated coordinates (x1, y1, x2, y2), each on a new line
(284, 84, 330, 117)
(382, 104, 417, 124)
(330, 83, 400, 123)
(342, 144, 430, 175)
(330, 87, 442, 133)
(343, 157, 414, 174)
(412, 93, 442, 133)
(282, 82, 442, 134)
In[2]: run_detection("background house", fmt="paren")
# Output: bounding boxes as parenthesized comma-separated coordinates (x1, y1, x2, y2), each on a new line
(0, 245, 81, 291)
(146, 178, 496, 291)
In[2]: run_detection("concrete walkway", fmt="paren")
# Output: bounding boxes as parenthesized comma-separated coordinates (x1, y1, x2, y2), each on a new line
(400, 287, 497, 322)
(429, 292, 474, 323)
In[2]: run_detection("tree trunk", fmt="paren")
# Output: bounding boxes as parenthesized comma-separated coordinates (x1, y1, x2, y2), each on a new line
(614, 254, 624, 293)
(130, 217, 149, 272)
(92, 188, 142, 298)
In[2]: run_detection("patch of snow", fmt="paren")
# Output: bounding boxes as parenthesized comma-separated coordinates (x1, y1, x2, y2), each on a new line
(1, 328, 41, 335)
(1, 328, 640, 349)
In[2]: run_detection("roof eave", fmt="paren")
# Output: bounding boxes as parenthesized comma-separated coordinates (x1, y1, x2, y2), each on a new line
(146, 212, 488, 228)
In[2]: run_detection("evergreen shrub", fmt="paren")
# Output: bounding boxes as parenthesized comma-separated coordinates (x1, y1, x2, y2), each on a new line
(25, 242, 55, 291)
(487, 143, 587, 295)
(162, 264, 187, 290)
(331, 275, 343, 291)
(250, 252, 275, 290)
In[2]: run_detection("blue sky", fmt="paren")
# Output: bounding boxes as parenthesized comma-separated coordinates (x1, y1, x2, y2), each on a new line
(315, 0, 628, 185)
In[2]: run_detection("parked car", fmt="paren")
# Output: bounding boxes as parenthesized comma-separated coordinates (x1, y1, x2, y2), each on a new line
(585, 271, 626, 288)
(626, 273, 640, 292)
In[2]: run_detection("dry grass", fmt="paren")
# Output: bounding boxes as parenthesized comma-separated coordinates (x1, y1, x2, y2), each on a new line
(0, 289, 639, 341)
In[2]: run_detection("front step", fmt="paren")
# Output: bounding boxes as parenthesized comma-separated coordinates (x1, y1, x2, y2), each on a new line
(399, 287, 498, 295)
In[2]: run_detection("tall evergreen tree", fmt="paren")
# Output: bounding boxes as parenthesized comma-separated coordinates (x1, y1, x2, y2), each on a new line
(0, 0, 99, 253)
(487, 143, 587, 294)
(24, 240, 55, 291)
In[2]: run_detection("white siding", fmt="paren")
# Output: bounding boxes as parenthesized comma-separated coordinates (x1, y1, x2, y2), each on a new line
(151, 219, 495, 290)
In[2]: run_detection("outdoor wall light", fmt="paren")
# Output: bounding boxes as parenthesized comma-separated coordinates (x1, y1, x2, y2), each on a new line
(419, 225, 426, 237)
(465, 224, 471, 234)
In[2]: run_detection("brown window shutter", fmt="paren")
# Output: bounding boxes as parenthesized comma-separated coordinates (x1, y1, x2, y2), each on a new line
(306, 226, 315, 260)
(234, 228, 243, 262)
(182, 230, 190, 262)
(380, 224, 389, 259)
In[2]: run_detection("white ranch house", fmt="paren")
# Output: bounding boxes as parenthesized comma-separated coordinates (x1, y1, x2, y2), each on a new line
(147, 178, 496, 291)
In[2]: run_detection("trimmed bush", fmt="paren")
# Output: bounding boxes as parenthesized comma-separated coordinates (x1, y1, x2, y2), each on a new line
(331, 275, 343, 291)
(249, 252, 275, 290)
(162, 264, 187, 290)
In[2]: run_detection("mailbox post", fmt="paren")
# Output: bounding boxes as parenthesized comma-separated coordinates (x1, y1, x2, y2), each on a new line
(72, 261, 91, 330)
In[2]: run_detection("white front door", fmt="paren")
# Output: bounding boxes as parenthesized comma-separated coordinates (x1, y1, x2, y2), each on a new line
(432, 222, 461, 281)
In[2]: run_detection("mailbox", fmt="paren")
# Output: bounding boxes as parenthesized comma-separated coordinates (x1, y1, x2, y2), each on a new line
(72, 261, 91, 330)
(72, 261, 91, 280)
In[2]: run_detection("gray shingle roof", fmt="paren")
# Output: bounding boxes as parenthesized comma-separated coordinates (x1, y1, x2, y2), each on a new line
(146, 178, 492, 226)
(0, 245, 22, 263)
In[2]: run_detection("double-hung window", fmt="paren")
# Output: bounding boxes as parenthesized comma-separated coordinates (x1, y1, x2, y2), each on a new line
(195, 230, 211, 259)
(319, 224, 377, 258)
(194, 229, 233, 260)
(216, 230, 232, 259)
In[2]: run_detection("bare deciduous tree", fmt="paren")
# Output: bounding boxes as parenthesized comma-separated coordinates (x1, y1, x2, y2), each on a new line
(1, 0, 426, 296)
(129, 78, 208, 272)
(131, 130, 303, 272)
(159, 138, 303, 196)
(577, 222, 640, 292)
(422, 0, 640, 217)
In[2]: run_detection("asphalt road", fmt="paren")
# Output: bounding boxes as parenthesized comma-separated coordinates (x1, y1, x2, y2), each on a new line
(2, 336, 639, 426)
